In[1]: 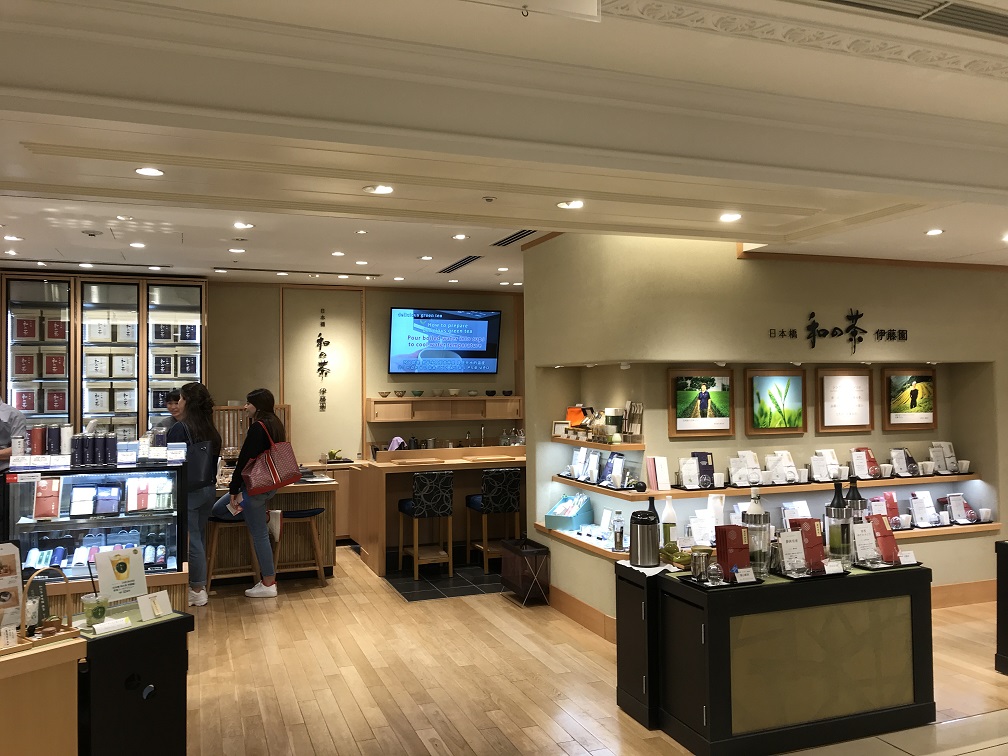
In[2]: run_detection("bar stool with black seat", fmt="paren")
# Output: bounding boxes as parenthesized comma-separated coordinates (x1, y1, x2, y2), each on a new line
(271, 508, 328, 586)
(465, 467, 522, 574)
(205, 517, 261, 590)
(398, 470, 454, 581)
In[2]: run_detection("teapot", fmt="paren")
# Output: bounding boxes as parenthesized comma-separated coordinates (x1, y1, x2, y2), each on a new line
(407, 436, 419, 450)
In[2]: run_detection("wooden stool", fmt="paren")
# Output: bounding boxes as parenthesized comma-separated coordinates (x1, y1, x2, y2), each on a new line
(271, 508, 327, 586)
(398, 470, 454, 581)
(465, 468, 522, 573)
(206, 518, 261, 590)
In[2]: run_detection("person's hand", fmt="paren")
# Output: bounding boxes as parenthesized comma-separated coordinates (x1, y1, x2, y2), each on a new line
(231, 492, 243, 509)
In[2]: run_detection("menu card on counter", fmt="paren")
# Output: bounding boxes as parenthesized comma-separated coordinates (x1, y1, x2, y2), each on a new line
(779, 531, 806, 571)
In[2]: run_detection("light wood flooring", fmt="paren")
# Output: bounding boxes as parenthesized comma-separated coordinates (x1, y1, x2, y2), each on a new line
(187, 548, 1007, 755)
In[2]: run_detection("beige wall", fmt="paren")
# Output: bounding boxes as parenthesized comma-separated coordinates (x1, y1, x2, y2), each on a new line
(206, 282, 281, 405)
(525, 236, 1007, 615)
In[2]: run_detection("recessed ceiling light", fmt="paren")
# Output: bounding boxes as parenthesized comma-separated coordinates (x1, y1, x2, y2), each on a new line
(79, 262, 94, 268)
(720, 212, 742, 222)
(448, 279, 459, 283)
(148, 266, 161, 271)
(337, 274, 349, 279)
(228, 248, 245, 254)
(3, 235, 23, 241)
(420, 255, 433, 261)
(1003, 234, 1008, 243)
(277, 272, 289, 276)
(452, 234, 468, 240)
(497, 267, 508, 272)
(356, 260, 367, 265)
(3, 250, 16, 256)
(331, 251, 344, 257)
(926, 229, 943, 236)
(362, 184, 394, 194)
(36, 261, 46, 267)
(499, 282, 510, 286)
(308, 274, 320, 278)
(214, 269, 227, 273)
(393, 276, 405, 281)
(129, 242, 145, 249)
(513, 282, 523, 286)
(355, 229, 368, 235)
(557, 200, 584, 210)
(116, 215, 133, 221)
(234, 221, 254, 230)
(135, 167, 164, 177)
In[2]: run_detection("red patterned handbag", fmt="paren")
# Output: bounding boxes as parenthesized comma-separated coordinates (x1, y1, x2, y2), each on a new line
(241, 421, 301, 495)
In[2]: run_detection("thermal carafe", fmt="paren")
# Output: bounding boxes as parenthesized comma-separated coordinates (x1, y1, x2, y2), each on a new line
(629, 498, 660, 567)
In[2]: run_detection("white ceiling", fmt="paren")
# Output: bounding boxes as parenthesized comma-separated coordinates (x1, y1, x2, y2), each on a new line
(4, 0, 1008, 286)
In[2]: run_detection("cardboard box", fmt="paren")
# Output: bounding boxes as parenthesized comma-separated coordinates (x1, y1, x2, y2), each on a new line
(85, 388, 110, 413)
(177, 353, 198, 376)
(43, 388, 67, 413)
(111, 354, 135, 378)
(113, 388, 136, 412)
(150, 323, 174, 343)
(11, 347, 39, 378)
(12, 385, 37, 413)
(44, 318, 68, 341)
(41, 348, 67, 378)
(115, 322, 138, 343)
(84, 321, 112, 342)
(178, 323, 200, 342)
(84, 353, 110, 378)
(11, 312, 38, 341)
(151, 354, 174, 377)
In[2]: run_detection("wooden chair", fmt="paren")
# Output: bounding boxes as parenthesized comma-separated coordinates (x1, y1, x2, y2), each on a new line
(206, 518, 261, 589)
(271, 508, 327, 586)
(466, 468, 522, 574)
(397, 470, 454, 581)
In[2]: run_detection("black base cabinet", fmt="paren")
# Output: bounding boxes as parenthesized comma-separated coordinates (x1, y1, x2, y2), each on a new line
(78, 607, 195, 756)
(615, 562, 660, 727)
(997, 541, 1008, 675)
(616, 566, 936, 756)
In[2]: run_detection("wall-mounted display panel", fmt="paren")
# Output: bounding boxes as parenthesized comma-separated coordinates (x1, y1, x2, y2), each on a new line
(745, 368, 807, 436)
(882, 367, 936, 431)
(81, 282, 139, 441)
(816, 367, 874, 434)
(146, 284, 203, 430)
(667, 367, 734, 439)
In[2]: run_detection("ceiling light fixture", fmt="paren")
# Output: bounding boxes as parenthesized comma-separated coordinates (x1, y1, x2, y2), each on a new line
(3, 250, 16, 256)
(277, 272, 289, 276)
(116, 215, 133, 221)
(355, 261, 367, 265)
(499, 282, 510, 286)
(620, 362, 631, 370)
(448, 279, 459, 283)
(331, 251, 344, 257)
(513, 282, 522, 286)
(497, 267, 508, 272)
(135, 167, 164, 176)
(355, 230, 368, 235)
(362, 184, 394, 194)
(214, 269, 227, 273)
(337, 274, 349, 279)
(228, 248, 245, 254)
(452, 234, 468, 240)
(393, 276, 405, 281)
(1003, 234, 1008, 242)
(79, 263, 94, 268)
(420, 255, 433, 261)
(129, 242, 145, 249)
(148, 266, 161, 271)
(233, 221, 254, 230)
(308, 274, 320, 278)
(926, 229, 943, 236)
(3, 235, 23, 241)
(36, 261, 46, 267)
(720, 212, 742, 222)
(557, 200, 584, 209)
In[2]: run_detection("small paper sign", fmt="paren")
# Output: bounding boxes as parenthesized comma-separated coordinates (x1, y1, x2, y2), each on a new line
(166, 447, 186, 463)
(899, 550, 917, 565)
(15, 471, 40, 482)
(29, 455, 51, 468)
(779, 531, 805, 571)
(137, 590, 172, 621)
(10, 456, 32, 470)
(117, 450, 138, 465)
(735, 567, 757, 583)
(92, 617, 131, 636)
(677, 536, 696, 549)
(824, 560, 844, 574)
(50, 455, 71, 468)
(852, 523, 878, 562)
(95, 548, 148, 601)
(148, 447, 168, 461)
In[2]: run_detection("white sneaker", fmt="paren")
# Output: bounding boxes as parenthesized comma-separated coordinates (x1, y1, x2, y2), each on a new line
(267, 509, 283, 542)
(188, 588, 208, 607)
(245, 581, 277, 598)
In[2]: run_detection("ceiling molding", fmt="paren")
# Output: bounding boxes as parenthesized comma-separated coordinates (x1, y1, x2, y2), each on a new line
(601, 0, 1008, 81)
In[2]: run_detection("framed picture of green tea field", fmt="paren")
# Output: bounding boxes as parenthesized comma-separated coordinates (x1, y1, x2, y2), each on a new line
(667, 368, 734, 438)
(882, 367, 936, 431)
(745, 368, 806, 436)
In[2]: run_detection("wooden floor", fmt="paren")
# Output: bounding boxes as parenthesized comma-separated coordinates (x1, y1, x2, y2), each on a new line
(187, 548, 1007, 755)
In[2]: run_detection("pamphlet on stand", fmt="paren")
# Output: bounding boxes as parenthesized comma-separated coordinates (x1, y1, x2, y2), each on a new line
(910, 490, 939, 528)
(815, 449, 840, 479)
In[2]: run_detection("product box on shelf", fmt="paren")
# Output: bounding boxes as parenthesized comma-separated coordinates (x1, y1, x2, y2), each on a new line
(150, 323, 174, 343)
(43, 315, 68, 341)
(11, 312, 38, 341)
(41, 347, 67, 378)
(178, 323, 199, 342)
(12, 384, 37, 413)
(151, 354, 174, 377)
(545, 492, 593, 530)
(11, 347, 39, 378)
(150, 389, 170, 409)
(177, 354, 198, 377)
(43, 388, 68, 414)
(115, 322, 138, 343)
(84, 388, 111, 413)
(84, 321, 113, 343)
(113, 388, 136, 412)
(111, 354, 135, 378)
(84, 354, 110, 378)
(111, 418, 137, 441)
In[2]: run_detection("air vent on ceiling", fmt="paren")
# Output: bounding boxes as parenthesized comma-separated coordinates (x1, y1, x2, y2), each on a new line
(491, 230, 537, 247)
(815, 0, 1008, 39)
(438, 256, 483, 274)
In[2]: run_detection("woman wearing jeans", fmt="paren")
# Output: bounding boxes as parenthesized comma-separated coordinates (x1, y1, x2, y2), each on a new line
(211, 388, 284, 598)
(167, 382, 221, 607)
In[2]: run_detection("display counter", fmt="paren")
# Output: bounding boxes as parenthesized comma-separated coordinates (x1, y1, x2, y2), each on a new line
(355, 447, 526, 576)
(616, 562, 935, 756)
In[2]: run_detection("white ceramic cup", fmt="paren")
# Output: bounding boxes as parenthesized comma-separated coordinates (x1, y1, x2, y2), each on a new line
(798, 468, 809, 483)
(979, 507, 991, 522)
(920, 461, 935, 475)
(713, 472, 725, 488)
(880, 463, 894, 477)
(899, 514, 913, 529)
(939, 511, 950, 526)
(838, 465, 850, 480)
(958, 459, 971, 474)
(760, 470, 773, 485)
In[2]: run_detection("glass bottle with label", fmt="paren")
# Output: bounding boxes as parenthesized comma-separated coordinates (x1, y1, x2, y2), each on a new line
(612, 510, 625, 552)
(825, 480, 853, 568)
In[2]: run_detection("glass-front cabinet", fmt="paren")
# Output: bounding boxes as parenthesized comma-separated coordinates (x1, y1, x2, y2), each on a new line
(81, 281, 140, 441)
(6, 278, 72, 427)
(146, 283, 202, 430)
(7, 464, 186, 580)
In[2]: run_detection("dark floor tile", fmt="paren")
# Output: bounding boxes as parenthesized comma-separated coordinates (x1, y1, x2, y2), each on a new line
(402, 589, 445, 602)
(439, 585, 485, 598)
(478, 583, 505, 593)
(426, 575, 478, 589)
(454, 565, 485, 577)
(461, 572, 503, 585)
(393, 580, 437, 594)
(384, 572, 432, 587)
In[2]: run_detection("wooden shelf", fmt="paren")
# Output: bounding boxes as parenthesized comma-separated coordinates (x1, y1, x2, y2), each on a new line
(894, 522, 1000, 541)
(365, 396, 522, 423)
(550, 436, 646, 451)
(534, 521, 624, 561)
(551, 475, 661, 501)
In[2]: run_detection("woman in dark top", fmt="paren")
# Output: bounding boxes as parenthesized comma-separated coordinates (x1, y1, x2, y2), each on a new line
(210, 388, 284, 598)
(166, 382, 221, 607)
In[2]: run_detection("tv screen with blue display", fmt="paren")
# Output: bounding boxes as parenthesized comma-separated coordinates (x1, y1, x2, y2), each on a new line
(389, 308, 502, 374)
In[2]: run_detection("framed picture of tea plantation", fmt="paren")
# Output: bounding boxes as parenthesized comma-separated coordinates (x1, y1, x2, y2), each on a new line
(667, 368, 734, 438)
(745, 368, 806, 436)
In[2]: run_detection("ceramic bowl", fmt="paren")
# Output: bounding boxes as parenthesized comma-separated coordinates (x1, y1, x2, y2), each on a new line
(394, 390, 407, 397)
(502, 390, 513, 396)
(467, 390, 479, 397)
(448, 389, 460, 396)
(411, 390, 424, 397)
(431, 389, 444, 397)
(485, 390, 496, 396)
(378, 391, 391, 397)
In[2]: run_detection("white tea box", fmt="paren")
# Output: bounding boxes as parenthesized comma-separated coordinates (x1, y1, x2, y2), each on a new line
(111, 354, 135, 378)
(115, 322, 138, 343)
(113, 388, 136, 412)
(85, 321, 113, 342)
(85, 388, 110, 413)
(84, 354, 110, 378)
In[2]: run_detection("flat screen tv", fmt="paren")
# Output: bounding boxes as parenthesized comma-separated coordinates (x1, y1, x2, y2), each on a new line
(389, 308, 502, 374)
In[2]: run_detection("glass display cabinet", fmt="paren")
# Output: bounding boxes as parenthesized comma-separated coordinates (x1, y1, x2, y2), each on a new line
(6, 464, 187, 580)
(6, 278, 72, 425)
(147, 283, 202, 431)
(81, 281, 139, 441)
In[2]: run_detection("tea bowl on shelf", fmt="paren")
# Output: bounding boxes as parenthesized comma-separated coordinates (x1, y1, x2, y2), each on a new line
(431, 389, 445, 397)
(485, 390, 496, 396)
(394, 390, 407, 397)
(448, 389, 460, 396)
(467, 390, 479, 397)
(502, 390, 513, 396)
(378, 391, 391, 397)
(411, 390, 424, 397)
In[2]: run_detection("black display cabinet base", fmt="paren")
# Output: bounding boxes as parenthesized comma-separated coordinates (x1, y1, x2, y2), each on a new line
(997, 540, 1008, 675)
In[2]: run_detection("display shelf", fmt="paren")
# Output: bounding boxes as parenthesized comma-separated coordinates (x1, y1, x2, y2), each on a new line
(82, 340, 137, 347)
(551, 475, 662, 501)
(14, 512, 178, 533)
(366, 395, 523, 422)
(534, 521, 626, 561)
(550, 436, 646, 451)
(893, 522, 1000, 541)
(20, 377, 71, 384)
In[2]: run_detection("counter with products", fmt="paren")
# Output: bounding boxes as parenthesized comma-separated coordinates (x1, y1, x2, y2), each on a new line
(615, 561, 935, 755)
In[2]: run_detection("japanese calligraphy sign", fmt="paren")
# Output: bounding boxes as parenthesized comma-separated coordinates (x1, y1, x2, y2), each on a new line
(816, 367, 874, 434)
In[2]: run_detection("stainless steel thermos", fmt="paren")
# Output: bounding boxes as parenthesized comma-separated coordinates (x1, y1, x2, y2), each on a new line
(629, 497, 660, 567)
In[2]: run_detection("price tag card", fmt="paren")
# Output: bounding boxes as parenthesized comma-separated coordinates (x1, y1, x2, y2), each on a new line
(15, 472, 40, 483)
(10, 455, 31, 470)
(50, 455, 70, 468)
(677, 536, 696, 549)
(870, 501, 888, 515)
(735, 567, 757, 584)
(824, 560, 845, 574)
(779, 531, 806, 570)
(117, 450, 138, 465)
(29, 455, 51, 469)
(852, 523, 878, 561)
(147, 446, 168, 461)
(899, 550, 917, 565)
(166, 448, 186, 463)
(137, 590, 172, 621)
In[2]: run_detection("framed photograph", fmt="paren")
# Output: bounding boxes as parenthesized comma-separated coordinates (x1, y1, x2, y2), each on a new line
(745, 368, 806, 436)
(882, 367, 936, 431)
(552, 420, 570, 438)
(816, 367, 874, 433)
(667, 368, 734, 438)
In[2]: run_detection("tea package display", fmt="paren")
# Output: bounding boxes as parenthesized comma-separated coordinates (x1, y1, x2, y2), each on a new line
(850, 447, 881, 479)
